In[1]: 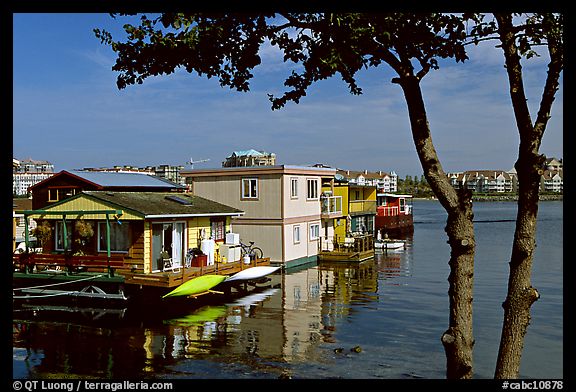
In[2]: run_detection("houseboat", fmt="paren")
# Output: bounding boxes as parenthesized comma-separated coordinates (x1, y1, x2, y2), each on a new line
(12, 191, 271, 305)
(375, 193, 414, 238)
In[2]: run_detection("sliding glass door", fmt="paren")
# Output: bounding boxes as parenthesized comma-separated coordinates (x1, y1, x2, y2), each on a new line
(151, 222, 185, 271)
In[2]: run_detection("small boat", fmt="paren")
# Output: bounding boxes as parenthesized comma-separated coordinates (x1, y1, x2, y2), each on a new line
(224, 266, 281, 283)
(162, 274, 227, 298)
(374, 239, 406, 250)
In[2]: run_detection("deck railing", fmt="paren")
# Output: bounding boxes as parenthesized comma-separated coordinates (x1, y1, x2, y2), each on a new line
(13, 252, 125, 276)
(321, 195, 343, 216)
(318, 234, 374, 253)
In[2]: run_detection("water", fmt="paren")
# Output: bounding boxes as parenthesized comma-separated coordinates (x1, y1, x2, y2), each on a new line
(12, 200, 563, 379)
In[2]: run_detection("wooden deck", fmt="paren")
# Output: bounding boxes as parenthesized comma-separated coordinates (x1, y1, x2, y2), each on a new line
(123, 258, 272, 288)
(317, 234, 375, 263)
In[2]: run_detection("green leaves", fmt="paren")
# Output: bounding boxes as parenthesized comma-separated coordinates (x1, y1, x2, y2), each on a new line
(95, 13, 530, 108)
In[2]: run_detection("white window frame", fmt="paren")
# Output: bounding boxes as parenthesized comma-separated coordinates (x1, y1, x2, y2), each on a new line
(309, 222, 320, 241)
(307, 178, 319, 200)
(290, 177, 299, 199)
(293, 225, 301, 244)
(241, 178, 258, 199)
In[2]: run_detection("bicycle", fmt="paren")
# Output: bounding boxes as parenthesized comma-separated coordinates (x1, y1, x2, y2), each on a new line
(239, 241, 263, 260)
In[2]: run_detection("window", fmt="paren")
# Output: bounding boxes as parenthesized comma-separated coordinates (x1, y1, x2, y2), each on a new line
(309, 223, 320, 240)
(48, 188, 59, 202)
(55, 221, 72, 251)
(293, 225, 301, 244)
(307, 179, 318, 200)
(211, 218, 226, 242)
(98, 221, 130, 253)
(48, 187, 77, 202)
(290, 177, 298, 199)
(242, 178, 258, 199)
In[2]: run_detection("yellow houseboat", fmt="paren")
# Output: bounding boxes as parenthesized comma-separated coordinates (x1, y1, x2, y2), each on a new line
(13, 191, 270, 303)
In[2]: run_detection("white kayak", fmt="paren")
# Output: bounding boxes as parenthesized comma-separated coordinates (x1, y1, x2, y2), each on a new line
(225, 266, 281, 283)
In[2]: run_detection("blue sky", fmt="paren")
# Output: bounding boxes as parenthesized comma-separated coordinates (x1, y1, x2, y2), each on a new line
(13, 13, 563, 178)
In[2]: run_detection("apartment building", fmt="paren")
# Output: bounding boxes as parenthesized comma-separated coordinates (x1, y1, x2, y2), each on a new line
(13, 158, 55, 196)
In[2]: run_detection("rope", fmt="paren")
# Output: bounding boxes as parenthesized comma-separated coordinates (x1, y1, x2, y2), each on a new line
(12, 274, 106, 291)
(12, 291, 79, 299)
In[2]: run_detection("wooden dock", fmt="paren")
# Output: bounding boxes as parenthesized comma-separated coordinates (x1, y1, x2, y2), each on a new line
(123, 258, 272, 288)
(317, 235, 374, 262)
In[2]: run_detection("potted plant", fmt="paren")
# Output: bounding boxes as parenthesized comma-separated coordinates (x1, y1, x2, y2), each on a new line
(73, 219, 94, 256)
(31, 220, 52, 250)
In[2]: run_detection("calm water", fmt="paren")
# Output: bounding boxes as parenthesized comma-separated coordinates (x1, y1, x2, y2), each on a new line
(12, 200, 563, 379)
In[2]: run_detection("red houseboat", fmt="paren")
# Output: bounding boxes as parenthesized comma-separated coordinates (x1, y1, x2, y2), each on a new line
(375, 193, 414, 238)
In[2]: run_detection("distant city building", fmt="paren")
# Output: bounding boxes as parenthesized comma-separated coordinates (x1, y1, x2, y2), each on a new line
(448, 157, 563, 194)
(222, 149, 276, 168)
(544, 157, 563, 171)
(13, 158, 55, 196)
(540, 169, 563, 193)
(448, 170, 517, 193)
(14, 158, 54, 173)
(337, 169, 398, 193)
(154, 164, 185, 185)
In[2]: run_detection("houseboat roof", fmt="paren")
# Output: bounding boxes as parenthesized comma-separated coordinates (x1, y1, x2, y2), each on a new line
(22, 191, 244, 220)
(82, 191, 244, 218)
(68, 170, 185, 188)
(30, 170, 185, 190)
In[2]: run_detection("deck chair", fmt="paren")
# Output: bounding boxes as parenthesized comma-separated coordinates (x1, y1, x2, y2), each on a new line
(160, 251, 176, 272)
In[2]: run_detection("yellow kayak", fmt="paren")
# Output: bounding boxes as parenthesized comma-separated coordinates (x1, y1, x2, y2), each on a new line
(162, 274, 227, 298)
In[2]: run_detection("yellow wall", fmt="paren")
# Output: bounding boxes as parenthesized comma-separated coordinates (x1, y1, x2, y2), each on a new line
(330, 184, 350, 239)
(27, 195, 141, 221)
(143, 217, 233, 272)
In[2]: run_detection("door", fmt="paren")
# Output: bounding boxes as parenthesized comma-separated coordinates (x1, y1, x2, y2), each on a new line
(172, 222, 184, 269)
(151, 222, 185, 272)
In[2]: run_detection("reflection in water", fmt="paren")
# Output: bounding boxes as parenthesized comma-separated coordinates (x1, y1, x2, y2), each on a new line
(13, 260, 391, 378)
(13, 199, 562, 380)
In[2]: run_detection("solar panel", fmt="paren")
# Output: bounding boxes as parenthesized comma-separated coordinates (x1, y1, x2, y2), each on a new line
(165, 195, 193, 205)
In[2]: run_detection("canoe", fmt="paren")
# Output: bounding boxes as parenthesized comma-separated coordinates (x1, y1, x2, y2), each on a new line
(162, 274, 227, 298)
(225, 266, 281, 283)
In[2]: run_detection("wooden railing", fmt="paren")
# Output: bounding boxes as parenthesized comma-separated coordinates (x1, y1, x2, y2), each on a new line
(13, 252, 125, 276)
(319, 234, 374, 253)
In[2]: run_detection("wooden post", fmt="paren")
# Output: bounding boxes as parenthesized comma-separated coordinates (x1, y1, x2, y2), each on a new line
(105, 214, 112, 277)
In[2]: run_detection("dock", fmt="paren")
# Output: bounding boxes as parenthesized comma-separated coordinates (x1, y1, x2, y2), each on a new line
(13, 257, 272, 303)
(317, 234, 375, 262)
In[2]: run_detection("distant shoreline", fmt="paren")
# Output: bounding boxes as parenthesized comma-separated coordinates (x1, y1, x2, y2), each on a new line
(413, 194, 563, 202)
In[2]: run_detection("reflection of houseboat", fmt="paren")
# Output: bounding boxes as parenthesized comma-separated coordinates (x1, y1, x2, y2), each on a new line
(375, 193, 414, 238)
(13, 191, 270, 304)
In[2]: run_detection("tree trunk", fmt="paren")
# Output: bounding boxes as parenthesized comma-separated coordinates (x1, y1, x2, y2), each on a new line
(396, 74, 476, 379)
(493, 13, 562, 378)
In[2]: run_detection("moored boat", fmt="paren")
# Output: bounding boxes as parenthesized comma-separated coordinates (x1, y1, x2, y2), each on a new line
(224, 266, 281, 283)
(375, 193, 414, 237)
(374, 239, 406, 250)
(162, 274, 227, 298)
